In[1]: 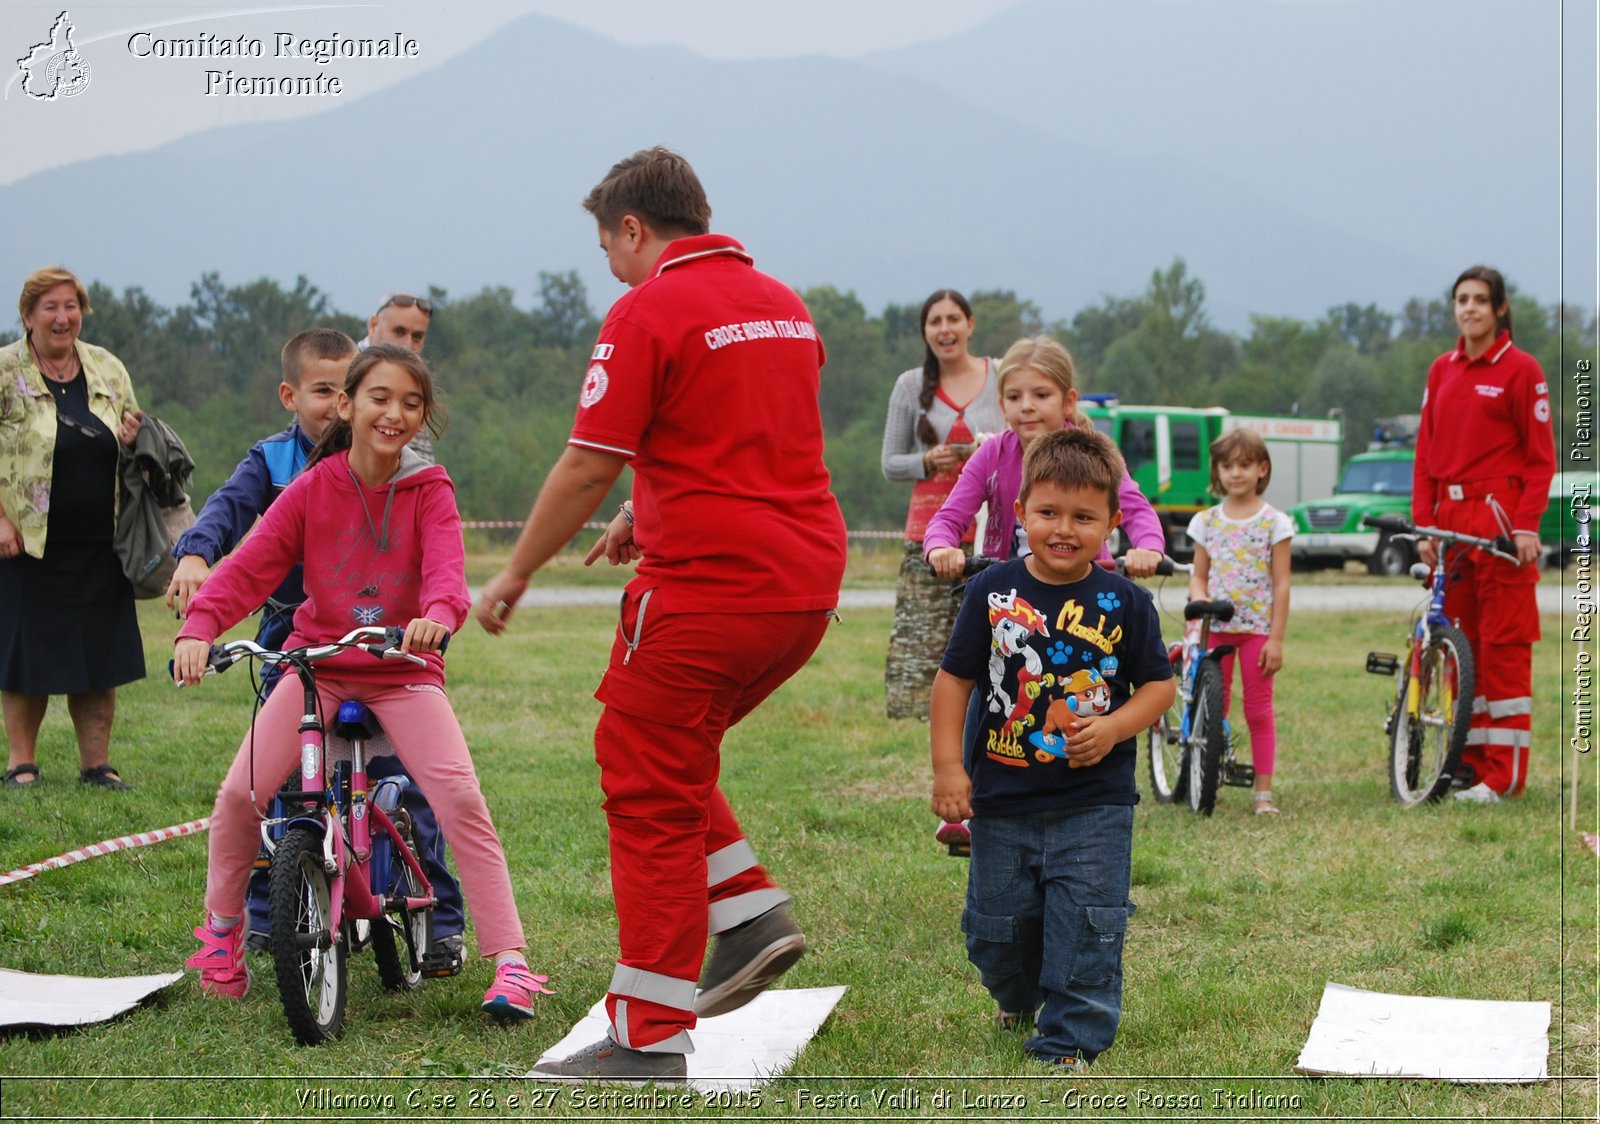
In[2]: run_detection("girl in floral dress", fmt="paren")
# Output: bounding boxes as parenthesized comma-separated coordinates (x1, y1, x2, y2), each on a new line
(1186, 429, 1294, 814)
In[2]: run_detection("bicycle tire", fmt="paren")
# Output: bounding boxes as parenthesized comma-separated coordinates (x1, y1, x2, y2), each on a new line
(1147, 653, 1187, 803)
(1186, 659, 1225, 815)
(1390, 625, 1473, 807)
(268, 824, 347, 1044)
(371, 815, 430, 992)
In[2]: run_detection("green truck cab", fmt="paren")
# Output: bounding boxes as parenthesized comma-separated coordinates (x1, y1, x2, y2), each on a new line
(1542, 471, 1596, 567)
(1084, 397, 1342, 558)
(1289, 445, 1419, 575)
(1290, 415, 1594, 572)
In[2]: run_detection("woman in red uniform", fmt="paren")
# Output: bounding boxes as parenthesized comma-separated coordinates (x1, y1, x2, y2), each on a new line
(1412, 265, 1554, 802)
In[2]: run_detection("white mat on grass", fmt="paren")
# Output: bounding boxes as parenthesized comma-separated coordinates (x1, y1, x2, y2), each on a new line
(1295, 982, 1550, 1083)
(530, 986, 846, 1092)
(0, 967, 183, 1029)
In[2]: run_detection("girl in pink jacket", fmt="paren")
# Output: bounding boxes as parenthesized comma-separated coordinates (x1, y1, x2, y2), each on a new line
(925, 337, 1165, 577)
(174, 345, 550, 1020)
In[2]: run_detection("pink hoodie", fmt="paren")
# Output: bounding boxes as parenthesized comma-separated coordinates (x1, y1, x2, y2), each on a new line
(178, 449, 470, 687)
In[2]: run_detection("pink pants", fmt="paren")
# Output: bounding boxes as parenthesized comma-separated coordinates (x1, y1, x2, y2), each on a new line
(1213, 631, 1277, 778)
(203, 675, 525, 958)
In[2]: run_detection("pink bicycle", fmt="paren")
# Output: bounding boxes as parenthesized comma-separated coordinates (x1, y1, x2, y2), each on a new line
(191, 625, 438, 1043)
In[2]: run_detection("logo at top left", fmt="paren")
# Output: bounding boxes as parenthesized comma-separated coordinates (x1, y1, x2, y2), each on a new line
(17, 11, 91, 100)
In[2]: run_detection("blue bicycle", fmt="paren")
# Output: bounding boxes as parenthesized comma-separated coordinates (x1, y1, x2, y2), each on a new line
(1362, 515, 1519, 807)
(1145, 563, 1252, 815)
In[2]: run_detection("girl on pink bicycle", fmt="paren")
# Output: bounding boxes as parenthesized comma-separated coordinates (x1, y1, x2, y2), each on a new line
(174, 344, 550, 1019)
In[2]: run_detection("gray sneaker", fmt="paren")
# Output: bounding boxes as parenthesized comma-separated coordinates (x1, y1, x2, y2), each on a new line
(1029, 1052, 1091, 1073)
(694, 902, 805, 1017)
(529, 1037, 687, 1085)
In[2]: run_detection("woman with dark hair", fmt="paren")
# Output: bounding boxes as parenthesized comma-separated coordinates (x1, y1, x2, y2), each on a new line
(0, 266, 144, 789)
(880, 290, 1004, 721)
(1411, 265, 1555, 803)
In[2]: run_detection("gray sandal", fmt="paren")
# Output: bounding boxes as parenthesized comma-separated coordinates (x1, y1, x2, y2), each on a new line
(3, 763, 40, 787)
(79, 763, 131, 790)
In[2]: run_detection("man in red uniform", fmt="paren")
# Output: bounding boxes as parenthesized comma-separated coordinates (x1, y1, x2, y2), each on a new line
(478, 147, 847, 1082)
(1413, 265, 1555, 802)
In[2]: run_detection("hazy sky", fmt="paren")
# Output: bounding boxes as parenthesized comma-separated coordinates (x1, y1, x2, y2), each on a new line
(2, 0, 1028, 184)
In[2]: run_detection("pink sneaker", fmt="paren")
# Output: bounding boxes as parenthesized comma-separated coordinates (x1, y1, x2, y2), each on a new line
(936, 820, 972, 847)
(481, 962, 553, 1020)
(186, 920, 249, 999)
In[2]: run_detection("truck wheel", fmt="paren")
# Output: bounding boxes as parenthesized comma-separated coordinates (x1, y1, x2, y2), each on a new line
(1368, 534, 1413, 577)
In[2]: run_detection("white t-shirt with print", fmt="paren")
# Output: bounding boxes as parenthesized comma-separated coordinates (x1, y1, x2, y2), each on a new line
(1186, 503, 1295, 635)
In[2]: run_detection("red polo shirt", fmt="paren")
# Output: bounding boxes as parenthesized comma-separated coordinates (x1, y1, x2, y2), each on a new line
(1412, 330, 1555, 533)
(569, 234, 847, 613)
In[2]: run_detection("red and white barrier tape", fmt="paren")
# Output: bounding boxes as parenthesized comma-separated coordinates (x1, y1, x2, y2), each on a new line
(0, 817, 210, 888)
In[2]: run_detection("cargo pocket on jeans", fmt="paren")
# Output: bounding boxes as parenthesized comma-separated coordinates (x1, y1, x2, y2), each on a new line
(1067, 905, 1129, 987)
(963, 906, 1029, 981)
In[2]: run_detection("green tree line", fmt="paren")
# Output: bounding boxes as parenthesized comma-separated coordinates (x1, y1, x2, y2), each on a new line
(5, 261, 1592, 531)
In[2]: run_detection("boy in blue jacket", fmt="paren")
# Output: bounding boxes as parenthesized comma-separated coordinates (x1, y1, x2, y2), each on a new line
(167, 328, 465, 968)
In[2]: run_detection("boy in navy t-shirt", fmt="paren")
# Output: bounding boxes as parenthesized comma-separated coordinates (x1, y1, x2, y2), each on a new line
(931, 426, 1175, 1070)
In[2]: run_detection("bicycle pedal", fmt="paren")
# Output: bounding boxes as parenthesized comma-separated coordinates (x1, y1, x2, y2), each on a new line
(1222, 763, 1256, 787)
(1366, 652, 1399, 676)
(419, 950, 463, 978)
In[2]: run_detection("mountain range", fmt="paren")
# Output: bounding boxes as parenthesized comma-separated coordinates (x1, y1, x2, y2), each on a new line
(2, 0, 1590, 331)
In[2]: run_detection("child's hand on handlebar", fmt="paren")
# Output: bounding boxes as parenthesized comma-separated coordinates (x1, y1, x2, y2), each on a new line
(400, 617, 450, 655)
(172, 637, 212, 686)
(928, 546, 966, 581)
(1120, 548, 1164, 579)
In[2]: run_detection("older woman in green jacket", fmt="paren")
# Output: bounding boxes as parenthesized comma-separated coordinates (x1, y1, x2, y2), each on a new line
(1, 267, 144, 789)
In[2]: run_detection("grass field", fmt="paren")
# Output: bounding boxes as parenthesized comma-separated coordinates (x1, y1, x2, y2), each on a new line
(0, 558, 1595, 1121)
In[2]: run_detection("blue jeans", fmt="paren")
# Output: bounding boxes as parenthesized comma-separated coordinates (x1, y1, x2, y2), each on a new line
(963, 804, 1135, 1063)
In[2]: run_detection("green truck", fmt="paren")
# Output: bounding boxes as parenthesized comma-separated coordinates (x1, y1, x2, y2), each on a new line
(1083, 398, 1343, 558)
(1289, 417, 1594, 572)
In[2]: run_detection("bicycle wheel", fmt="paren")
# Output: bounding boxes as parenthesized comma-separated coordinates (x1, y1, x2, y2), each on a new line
(371, 816, 430, 992)
(268, 824, 348, 1044)
(1147, 654, 1187, 803)
(1390, 625, 1474, 807)
(1186, 659, 1225, 815)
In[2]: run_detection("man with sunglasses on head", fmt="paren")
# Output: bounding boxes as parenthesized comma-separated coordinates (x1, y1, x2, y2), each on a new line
(364, 292, 432, 355)
(360, 292, 436, 461)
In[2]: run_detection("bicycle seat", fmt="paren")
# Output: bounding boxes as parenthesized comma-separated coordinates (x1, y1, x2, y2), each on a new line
(1184, 599, 1235, 624)
(324, 701, 399, 763)
(334, 700, 383, 740)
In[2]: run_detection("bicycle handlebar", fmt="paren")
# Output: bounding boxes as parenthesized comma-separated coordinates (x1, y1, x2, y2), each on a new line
(174, 625, 449, 684)
(1362, 515, 1520, 564)
(934, 554, 1191, 580)
(1112, 556, 1189, 578)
